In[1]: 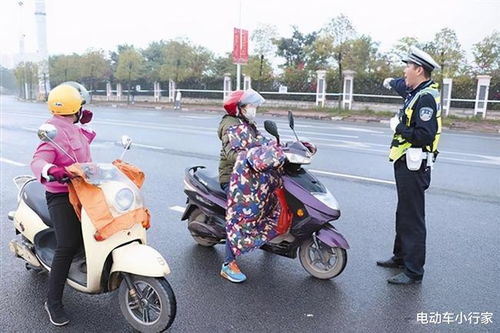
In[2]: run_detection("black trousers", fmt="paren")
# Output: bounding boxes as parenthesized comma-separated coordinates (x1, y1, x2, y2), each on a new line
(45, 192, 83, 308)
(392, 158, 431, 280)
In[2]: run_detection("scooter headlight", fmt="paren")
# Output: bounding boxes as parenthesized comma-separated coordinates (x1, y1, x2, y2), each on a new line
(311, 189, 340, 210)
(285, 152, 311, 165)
(115, 188, 134, 211)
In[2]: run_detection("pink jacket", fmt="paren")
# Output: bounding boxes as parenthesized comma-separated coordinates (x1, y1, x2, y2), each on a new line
(31, 115, 96, 193)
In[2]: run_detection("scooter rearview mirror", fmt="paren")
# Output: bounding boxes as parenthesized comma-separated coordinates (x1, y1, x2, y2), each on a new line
(37, 124, 77, 162)
(121, 135, 132, 150)
(287, 111, 300, 142)
(288, 111, 295, 130)
(37, 124, 57, 142)
(119, 135, 133, 160)
(264, 120, 280, 145)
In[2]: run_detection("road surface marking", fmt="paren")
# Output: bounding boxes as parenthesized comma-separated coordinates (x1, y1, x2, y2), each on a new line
(170, 205, 185, 213)
(131, 143, 164, 150)
(0, 157, 26, 167)
(309, 169, 395, 185)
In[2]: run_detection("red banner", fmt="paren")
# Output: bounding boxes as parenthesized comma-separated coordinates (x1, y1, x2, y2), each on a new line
(240, 29, 248, 63)
(232, 28, 248, 64)
(233, 28, 241, 63)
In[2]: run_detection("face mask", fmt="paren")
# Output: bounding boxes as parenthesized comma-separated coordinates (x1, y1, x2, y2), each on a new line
(244, 107, 257, 121)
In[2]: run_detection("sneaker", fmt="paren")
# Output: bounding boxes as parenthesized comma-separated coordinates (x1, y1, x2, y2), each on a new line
(44, 301, 70, 326)
(220, 261, 247, 283)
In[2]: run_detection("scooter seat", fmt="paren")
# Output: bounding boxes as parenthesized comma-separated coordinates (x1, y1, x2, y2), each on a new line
(194, 169, 227, 198)
(21, 181, 53, 227)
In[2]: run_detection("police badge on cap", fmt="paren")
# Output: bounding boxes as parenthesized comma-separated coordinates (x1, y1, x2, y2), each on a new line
(402, 46, 440, 72)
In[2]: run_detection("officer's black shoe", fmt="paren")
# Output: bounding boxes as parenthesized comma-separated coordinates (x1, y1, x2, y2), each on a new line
(387, 272, 422, 285)
(44, 302, 70, 326)
(376, 258, 404, 269)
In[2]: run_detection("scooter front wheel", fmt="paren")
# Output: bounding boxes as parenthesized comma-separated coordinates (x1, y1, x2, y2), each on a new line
(298, 237, 347, 280)
(118, 275, 176, 332)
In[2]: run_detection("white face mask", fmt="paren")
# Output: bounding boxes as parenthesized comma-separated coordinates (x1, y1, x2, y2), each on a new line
(244, 107, 257, 121)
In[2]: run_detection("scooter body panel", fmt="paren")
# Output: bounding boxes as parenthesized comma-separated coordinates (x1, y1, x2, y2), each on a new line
(317, 224, 350, 249)
(13, 200, 48, 243)
(110, 241, 171, 277)
(80, 209, 148, 292)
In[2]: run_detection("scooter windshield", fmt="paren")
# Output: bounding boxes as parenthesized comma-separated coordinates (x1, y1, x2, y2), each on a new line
(78, 163, 144, 215)
(79, 163, 128, 186)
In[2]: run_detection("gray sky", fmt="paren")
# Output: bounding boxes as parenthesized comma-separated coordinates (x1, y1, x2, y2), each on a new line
(0, 0, 499, 67)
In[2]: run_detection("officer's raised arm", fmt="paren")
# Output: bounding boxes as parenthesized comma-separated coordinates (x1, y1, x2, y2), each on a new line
(389, 78, 408, 98)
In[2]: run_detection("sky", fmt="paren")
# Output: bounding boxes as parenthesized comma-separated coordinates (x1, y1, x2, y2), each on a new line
(0, 0, 499, 68)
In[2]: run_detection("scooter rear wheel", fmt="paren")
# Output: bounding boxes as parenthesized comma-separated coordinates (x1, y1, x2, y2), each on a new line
(188, 209, 219, 247)
(298, 237, 347, 280)
(118, 275, 176, 332)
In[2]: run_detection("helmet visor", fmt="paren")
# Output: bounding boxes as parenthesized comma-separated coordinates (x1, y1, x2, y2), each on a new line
(240, 89, 265, 107)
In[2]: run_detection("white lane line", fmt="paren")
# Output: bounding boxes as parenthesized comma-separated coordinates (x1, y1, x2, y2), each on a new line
(280, 128, 358, 139)
(309, 169, 395, 185)
(170, 205, 185, 213)
(131, 143, 164, 150)
(21, 127, 38, 132)
(0, 157, 26, 167)
(180, 115, 216, 119)
(334, 126, 384, 134)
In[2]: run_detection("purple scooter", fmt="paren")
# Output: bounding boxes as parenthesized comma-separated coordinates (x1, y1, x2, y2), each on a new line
(181, 112, 349, 279)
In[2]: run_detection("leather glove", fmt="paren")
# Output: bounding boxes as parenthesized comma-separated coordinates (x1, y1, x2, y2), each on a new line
(390, 116, 400, 132)
(48, 166, 71, 183)
(79, 109, 93, 124)
(383, 78, 393, 90)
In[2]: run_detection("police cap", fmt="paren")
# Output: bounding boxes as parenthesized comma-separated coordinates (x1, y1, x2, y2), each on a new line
(402, 46, 440, 72)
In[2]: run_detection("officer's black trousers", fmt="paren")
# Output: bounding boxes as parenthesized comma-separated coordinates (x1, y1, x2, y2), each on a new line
(46, 192, 83, 308)
(392, 158, 431, 280)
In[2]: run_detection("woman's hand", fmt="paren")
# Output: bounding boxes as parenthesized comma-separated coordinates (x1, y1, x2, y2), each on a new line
(48, 166, 72, 183)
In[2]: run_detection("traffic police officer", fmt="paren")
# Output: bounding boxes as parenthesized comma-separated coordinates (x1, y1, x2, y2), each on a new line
(378, 46, 442, 285)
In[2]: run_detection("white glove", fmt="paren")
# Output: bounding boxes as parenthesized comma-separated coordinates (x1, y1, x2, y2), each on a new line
(383, 78, 393, 90)
(390, 116, 400, 132)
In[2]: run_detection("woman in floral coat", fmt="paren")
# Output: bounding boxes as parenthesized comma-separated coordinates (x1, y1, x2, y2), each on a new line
(218, 90, 285, 283)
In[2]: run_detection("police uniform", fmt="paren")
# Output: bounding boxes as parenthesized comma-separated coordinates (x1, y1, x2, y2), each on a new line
(382, 47, 441, 283)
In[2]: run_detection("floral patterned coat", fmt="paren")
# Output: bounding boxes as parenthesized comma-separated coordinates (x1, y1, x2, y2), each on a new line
(225, 123, 285, 257)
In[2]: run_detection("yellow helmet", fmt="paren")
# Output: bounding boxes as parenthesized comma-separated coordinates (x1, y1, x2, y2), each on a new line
(47, 84, 84, 115)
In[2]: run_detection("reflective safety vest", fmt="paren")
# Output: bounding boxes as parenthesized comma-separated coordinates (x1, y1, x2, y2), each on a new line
(389, 83, 441, 162)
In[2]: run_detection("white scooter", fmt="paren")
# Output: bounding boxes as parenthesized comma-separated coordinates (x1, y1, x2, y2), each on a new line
(7, 124, 176, 332)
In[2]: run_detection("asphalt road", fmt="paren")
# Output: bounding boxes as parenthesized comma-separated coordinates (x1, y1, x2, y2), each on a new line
(1, 95, 499, 332)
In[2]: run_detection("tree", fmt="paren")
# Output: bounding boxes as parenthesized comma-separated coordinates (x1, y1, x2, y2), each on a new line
(159, 39, 195, 83)
(425, 28, 465, 81)
(251, 23, 279, 59)
(322, 14, 356, 106)
(0, 66, 18, 92)
(49, 54, 81, 85)
(115, 47, 144, 104)
(142, 40, 168, 82)
(274, 26, 317, 67)
(209, 53, 235, 78)
(344, 35, 379, 74)
(390, 36, 423, 64)
(242, 55, 274, 91)
(190, 46, 214, 79)
(14, 62, 38, 99)
(472, 31, 500, 74)
(80, 49, 110, 101)
(279, 65, 312, 92)
(305, 34, 335, 70)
